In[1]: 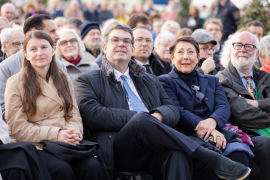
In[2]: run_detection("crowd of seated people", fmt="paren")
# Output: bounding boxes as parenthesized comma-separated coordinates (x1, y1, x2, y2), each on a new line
(0, 1, 270, 180)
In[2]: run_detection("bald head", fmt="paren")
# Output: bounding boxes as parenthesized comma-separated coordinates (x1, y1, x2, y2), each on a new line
(230, 31, 260, 73)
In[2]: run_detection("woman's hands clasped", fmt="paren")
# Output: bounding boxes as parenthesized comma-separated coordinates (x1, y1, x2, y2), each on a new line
(57, 127, 81, 145)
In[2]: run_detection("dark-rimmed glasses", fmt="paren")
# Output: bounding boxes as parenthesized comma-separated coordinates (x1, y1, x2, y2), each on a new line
(59, 38, 78, 46)
(200, 48, 216, 53)
(232, 43, 256, 51)
(107, 37, 133, 46)
(6, 42, 23, 48)
(191, 85, 205, 101)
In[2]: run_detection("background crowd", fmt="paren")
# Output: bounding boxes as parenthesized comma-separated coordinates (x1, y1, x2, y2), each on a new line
(0, 0, 270, 180)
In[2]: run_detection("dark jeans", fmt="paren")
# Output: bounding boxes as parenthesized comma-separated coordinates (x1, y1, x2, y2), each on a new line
(38, 150, 109, 180)
(250, 136, 270, 180)
(114, 112, 200, 180)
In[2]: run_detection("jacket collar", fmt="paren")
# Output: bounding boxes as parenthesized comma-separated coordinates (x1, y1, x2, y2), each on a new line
(151, 51, 165, 68)
(169, 68, 209, 95)
(101, 55, 146, 82)
(39, 76, 63, 106)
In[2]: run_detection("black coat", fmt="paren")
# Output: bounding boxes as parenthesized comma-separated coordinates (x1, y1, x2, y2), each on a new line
(75, 56, 179, 178)
(148, 52, 172, 76)
(83, 9, 101, 24)
(184, 16, 204, 31)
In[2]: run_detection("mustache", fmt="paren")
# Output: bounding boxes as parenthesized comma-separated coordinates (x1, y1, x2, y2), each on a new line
(237, 53, 249, 58)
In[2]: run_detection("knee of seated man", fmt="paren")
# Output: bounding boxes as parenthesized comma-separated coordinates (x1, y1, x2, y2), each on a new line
(130, 112, 160, 127)
(253, 136, 270, 154)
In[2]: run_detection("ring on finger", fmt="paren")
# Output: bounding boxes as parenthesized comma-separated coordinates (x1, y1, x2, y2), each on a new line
(217, 135, 221, 138)
(203, 131, 207, 134)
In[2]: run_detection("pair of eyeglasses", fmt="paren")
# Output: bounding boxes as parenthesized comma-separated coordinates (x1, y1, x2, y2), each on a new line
(200, 48, 216, 53)
(191, 85, 205, 101)
(59, 38, 78, 46)
(108, 37, 133, 46)
(232, 43, 256, 51)
(6, 42, 23, 47)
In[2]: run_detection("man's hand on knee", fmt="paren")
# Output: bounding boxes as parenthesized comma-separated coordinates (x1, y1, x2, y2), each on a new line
(151, 112, 163, 122)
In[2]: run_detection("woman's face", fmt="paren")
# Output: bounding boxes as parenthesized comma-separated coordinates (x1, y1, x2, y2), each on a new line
(25, 38, 54, 70)
(59, 32, 79, 59)
(155, 39, 171, 63)
(171, 41, 198, 74)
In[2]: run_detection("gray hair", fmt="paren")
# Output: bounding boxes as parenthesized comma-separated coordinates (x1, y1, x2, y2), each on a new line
(0, 17, 10, 28)
(101, 18, 120, 41)
(104, 24, 134, 45)
(259, 35, 270, 57)
(220, 31, 260, 68)
(55, 28, 85, 57)
(154, 31, 176, 48)
(1, 3, 15, 12)
(0, 24, 23, 52)
(160, 20, 181, 33)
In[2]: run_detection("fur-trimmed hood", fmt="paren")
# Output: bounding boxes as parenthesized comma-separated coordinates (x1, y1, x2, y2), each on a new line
(101, 55, 146, 82)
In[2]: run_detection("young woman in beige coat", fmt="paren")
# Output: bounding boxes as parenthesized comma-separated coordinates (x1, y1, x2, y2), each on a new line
(4, 30, 109, 180)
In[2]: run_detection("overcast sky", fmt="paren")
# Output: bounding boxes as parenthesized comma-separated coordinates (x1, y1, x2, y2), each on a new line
(191, 0, 252, 9)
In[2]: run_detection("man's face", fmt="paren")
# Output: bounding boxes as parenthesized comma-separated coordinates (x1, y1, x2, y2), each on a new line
(42, 19, 60, 46)
(0, 19, 9, 38)
(230, 32, 259, 71)
(103, 29, 134, 68)
(1, 6, 14, 22)
(205, 23, 222, 43)
(152, 21, 163, 35)
(64, 23, 81, 37)
(82, 29, 101, 50)
(248, 25, 263, 42)
(133, 28, 153, 62)
(155, 39, 171, 63)
(3, 30, 24, 57)
(199, 42, 215, 59)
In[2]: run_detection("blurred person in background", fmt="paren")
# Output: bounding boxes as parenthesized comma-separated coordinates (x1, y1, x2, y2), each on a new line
(199, 5, 211, 24)
(83, 0, 100, 24)
(114, 9, 129, 25)
(47, 0, 64, 19)
(160, 20, 180, 36)
(56, 28, 99, 83)
(259, 35, 270, 73)
(146, 0, 155, 16)
(162, 0, 178, 22)
(64, 0, 85, 23)
(54, 17, 66, 31)
(110, 0, 118, 14)
(1, 3, 15, 22)
(0, 17, 10, 58)
(9, 19, 22, 27)
(64, 18, 82, 37)
(79, 22, 102, 62)
(154, 31, 175, 65)
(191, 31, 224, 75)
(184, 5, 203, 32)
(151, 18, 163, 41)
(0, 25, 24, 62)
(98, 0, 113, 25)
(14, 7, 25, 21)
(212, 0, 240, 42)
(246, 20, 264, 42)
(175, 28, 192, 39)
(24, 2, 35, 19)
(133, 26, 171, 76)
(204, 18, 224, 57)
(127, 13, 151, 29)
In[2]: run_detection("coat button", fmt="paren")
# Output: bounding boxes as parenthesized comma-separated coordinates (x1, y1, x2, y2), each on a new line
(59, 106, 63, 111)
(115, 84, 118, 88)
(42, 112, 46, 117)
(109, 135, 112, 139)
(205, 98, 208, 101)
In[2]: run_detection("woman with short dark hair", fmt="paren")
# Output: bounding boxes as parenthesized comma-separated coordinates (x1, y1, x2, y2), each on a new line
(5, 30, 109, 180)
(159, 36, 259, 180)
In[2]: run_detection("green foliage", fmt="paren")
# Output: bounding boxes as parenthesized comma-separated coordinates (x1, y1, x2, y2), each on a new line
(178, 0, 191, 27)
(0, 0, 9, 7)
(238, 0, 270, 35)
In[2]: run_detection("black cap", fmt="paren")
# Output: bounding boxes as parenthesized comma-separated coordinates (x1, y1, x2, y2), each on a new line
(79, 21, 100, 40)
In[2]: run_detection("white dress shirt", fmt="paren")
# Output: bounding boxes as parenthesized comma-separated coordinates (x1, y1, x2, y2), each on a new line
(113, 67, 149, 112)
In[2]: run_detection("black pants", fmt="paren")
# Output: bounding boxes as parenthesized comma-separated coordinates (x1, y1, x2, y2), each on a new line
(250, 136, 270, 180)
(114, 112, 200, 180)
(38, 150, 109, 180)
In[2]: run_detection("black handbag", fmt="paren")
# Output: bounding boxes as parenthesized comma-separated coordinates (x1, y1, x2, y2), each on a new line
(42, 140, 99, 161)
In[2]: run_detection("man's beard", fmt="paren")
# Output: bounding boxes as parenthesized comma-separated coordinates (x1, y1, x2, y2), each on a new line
(231, 52, 256, 70)
(86, 40, 101, 49)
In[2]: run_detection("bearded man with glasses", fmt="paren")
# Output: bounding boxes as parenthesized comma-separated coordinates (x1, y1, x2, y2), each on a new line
(217, 31, 270, 180)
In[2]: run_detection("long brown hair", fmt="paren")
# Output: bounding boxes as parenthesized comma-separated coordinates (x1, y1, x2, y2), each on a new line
(22, 30, 73, 115)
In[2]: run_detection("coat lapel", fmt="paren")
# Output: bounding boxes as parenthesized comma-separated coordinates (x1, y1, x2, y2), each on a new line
(169, 70, 192, 96)
(40, 77, 63, 106)
(197, 73, 209, 97)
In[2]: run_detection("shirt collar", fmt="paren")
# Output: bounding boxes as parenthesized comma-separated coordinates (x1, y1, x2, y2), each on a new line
(134, 58, 150, 66)
(236, 68, 254, 79)
(113, 67, 130, 82)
